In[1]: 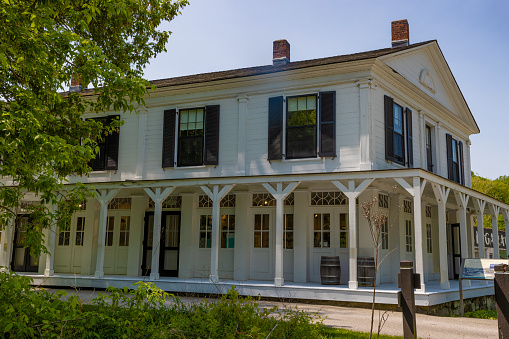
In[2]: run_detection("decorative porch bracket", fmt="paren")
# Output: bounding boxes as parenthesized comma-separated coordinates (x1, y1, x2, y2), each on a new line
(473, 198, 487, 258)
(44, 203, 58, 277)
(489, 204, 501, 259)
(200, 184, 235, 283)
(431, 183, 451, 290)
(454, 191, 471, 287)
(262, 181, 300, 287)
(144, 187, 175, 280)
(394, 177, 427, 292)
(332, 178, 374, 289)
(94, 189, 119, 279)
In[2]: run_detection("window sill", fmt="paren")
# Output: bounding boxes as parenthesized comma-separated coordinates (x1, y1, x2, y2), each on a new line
(89, 170, 110, 174)
(167, 165, 208, 170)
(281, 157, 324, 163)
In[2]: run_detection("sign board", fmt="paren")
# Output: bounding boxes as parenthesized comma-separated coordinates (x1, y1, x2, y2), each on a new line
(474, 227, 506, 249)
(461, 258, 509, 280)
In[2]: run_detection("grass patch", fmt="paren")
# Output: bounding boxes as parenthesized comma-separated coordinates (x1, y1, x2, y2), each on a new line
(462, 309, 497, 319)
(323, 327, 402, 338)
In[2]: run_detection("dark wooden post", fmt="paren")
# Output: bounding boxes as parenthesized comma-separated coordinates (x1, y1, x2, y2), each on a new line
(398, 260, 419, 339)
(494, 264, 509, 338)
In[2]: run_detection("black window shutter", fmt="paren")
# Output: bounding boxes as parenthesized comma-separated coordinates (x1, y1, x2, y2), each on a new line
(446, 134, 453, 180)
(458, 141, 465, 185)
(162, 109, 176, 168)
(204, 105, 220, 165)
(268, 96, 283, 160)
(318, 91, 336, 157)
(105, 115, 120, 170)
(405, 108, 413, 167)
(384, 95, 395, 161)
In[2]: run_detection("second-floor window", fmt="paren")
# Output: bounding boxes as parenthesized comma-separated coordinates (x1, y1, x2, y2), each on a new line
(162, 106, 220, 168)
(446, 134, 464, 185)
(384, 95, 413, 167)
(268, 92, 336, 160)
(88, 115, 120, 171)
(425, 125, 434, 172)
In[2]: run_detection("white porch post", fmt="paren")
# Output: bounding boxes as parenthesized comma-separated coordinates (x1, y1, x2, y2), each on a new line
(44, 204, 57, 276)
(262, 182, 299, 286)
(94, 189, 119, 278)
(454, 191, 470, 286)
(432, 183, 450, 290)
(489, 204, 501, 259)
(503, 210, 509, 256)
(144, 187, 175, 280)
(394, 177, 427, 291)
(333, 178, 374, 289)
(200, 185, 234, 283)
(473, 199, 486, 258)
(3, 219, 15, 271)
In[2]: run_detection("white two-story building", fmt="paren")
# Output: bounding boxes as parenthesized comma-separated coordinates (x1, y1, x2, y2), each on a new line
(2, 20, 508, 305)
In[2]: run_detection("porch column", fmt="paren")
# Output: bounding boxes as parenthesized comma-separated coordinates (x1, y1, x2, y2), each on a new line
(94, 189, 119, 278)
(200, 185, 234, 283)
(432, 183, 450, 290)
(394, 177, 427, 292)
(44, 205, 57, 276)
(262, 182, 299, 286)
(3, 218, 15, 271)
(454, 191, 471, 287)
(473, 199, 486, 258)
(144, 187, 175, 280)
(489, 204, 501, 259)
(503, 210, 509, 256)
(333, 179, 374, 289)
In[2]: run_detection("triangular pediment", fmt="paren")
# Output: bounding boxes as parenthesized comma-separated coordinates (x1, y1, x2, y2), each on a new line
(378, 42, 479, 134)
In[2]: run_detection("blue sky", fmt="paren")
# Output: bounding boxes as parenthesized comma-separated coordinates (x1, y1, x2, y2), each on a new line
(143, 0, 509, 180)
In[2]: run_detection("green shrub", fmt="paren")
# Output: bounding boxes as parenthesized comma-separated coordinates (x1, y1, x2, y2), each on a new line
(0, 270, 327, 338)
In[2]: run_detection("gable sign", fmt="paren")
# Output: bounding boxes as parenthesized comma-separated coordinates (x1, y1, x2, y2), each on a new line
(474, 226, 506, 249)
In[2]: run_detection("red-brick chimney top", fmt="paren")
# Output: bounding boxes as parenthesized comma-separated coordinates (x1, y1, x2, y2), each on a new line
(391, 20, 409, 48)
(273, 39, 290, 65)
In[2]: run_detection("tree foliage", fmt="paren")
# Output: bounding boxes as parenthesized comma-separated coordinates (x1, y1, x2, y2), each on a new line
(0, 0, 188, 255)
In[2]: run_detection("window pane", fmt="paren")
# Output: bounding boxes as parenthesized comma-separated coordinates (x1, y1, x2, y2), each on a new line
(314, 214, 321, 230)
(229, 216, 235, 231)
(340, 213, 347, 230)
(254, 214, 261, 230)
(221, 232, 226, 248)
(323, 214, 330, 230)
(314, 232, 321, 247)
(262, 231, 269, 248)
(254, 232, 261, 248)
(285, 214, 293, 231)
(394, 134, 404, 160)
(262, 214, 269, 230)
(221, 215, 228, 230)
(178, 136, 203, 166)
(323, 231, 330, 248)
(199, 232, 207, 248)
(286, 126, 316, 158)
(340, 232, 347, 248)
(394, 105, 403, 134)
(200, 215, 207, 230)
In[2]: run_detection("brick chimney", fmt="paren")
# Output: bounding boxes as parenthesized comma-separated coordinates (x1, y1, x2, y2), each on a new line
(391, 20, 409, 48)
(273, 39, 290, 66)
(69, 74, 87, 92)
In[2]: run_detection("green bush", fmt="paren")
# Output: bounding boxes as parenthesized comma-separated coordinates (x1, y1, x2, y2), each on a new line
(0, 270, 327, 338)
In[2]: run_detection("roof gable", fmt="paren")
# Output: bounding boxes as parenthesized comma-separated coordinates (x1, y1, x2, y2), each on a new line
(378, 42, 479, 134)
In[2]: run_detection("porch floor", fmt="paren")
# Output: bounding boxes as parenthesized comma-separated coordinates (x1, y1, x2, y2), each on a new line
(23, 273, 493, 307)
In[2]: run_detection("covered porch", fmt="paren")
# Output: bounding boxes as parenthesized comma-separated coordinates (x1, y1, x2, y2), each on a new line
(1, 168, 508, 301)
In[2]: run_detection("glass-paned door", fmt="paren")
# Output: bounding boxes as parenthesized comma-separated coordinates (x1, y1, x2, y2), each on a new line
(104, 212, 131, 275)
(54, 214, 86, 273)
(250, 212, 273, 280)
(11, 215, 39, 272)
(142, 211, 181, 277)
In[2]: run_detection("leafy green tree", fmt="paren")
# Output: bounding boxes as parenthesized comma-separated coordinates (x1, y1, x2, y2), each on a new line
(0, 0, 188, 256)
(472, 172, 509, 230)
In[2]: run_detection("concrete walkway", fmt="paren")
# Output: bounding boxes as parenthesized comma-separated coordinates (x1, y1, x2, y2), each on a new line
(45, 288, 498, 339)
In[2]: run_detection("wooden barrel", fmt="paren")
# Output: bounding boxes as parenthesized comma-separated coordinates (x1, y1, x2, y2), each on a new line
(357, 257, 376, 287)
(320, 256, 341, 285)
